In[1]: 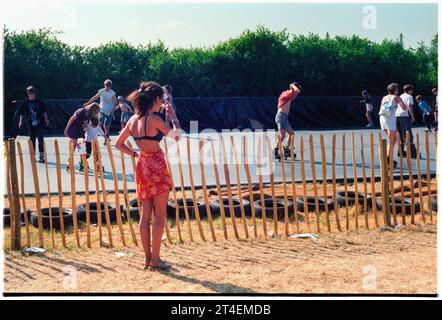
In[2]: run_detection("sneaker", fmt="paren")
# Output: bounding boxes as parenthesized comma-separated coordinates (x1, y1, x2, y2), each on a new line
(38, 156, 45, 164)
(274, 148, 281, 159)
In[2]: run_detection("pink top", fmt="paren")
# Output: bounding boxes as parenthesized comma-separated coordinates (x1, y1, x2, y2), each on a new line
(277, 89, 298, 109)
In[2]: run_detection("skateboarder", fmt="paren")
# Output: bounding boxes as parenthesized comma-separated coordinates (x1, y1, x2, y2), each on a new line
(274, 82, 301, 160)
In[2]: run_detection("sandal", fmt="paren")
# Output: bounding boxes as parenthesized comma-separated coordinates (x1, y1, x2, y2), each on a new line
(148, 260, 171, 271)
(143, 258, 151, 270)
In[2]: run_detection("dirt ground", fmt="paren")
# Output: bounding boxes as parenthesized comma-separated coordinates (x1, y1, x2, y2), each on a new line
(3, 220, 437, 294)
(3, 178, 438, 294)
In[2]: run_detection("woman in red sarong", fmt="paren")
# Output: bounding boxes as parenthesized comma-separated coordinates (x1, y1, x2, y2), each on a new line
(115, 81, 180, 271)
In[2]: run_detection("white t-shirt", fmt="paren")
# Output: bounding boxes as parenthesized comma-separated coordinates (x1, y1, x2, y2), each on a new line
(85, 124, 105, 142)
(99, 88, 116, 115)
(396, 93, 413, 117)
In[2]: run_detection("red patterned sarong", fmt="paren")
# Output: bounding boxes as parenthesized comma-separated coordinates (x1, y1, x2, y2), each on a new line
(135, 150, 173, 200)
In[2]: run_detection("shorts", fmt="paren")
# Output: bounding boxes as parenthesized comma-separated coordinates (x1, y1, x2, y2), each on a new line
(136, 150, 173, 200)
(99, 112, 113, 128)
(121, 112, 132, 123)
(379, 114, 396, 131)
(365, 103, 373, 112)
(275, 112, 291, 130)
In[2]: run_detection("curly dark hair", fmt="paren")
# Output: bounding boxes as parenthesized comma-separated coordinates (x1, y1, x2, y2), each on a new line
(126, 81, 164, 117)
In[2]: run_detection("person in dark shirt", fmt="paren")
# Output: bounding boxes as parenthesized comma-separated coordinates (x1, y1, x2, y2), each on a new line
(18, 86, 49, 163)
(360, 90, 374, 128)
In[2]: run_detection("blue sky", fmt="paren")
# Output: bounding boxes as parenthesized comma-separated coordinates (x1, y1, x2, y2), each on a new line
(3, 2, 438, 49)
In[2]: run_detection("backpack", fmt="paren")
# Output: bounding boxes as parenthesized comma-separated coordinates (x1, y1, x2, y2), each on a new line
(379, 99, 394, 117)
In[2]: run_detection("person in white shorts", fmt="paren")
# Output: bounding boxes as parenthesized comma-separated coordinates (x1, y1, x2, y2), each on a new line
(360, 90, 374, 128)
(84, 79, 118, 145)
(379, 83, 408, 168)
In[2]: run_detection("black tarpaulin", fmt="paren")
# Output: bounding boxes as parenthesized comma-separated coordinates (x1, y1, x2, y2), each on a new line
(12, 96, 429, 135)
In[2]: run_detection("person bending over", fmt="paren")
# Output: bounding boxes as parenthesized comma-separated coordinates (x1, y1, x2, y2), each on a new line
(64, 103, 101, 172)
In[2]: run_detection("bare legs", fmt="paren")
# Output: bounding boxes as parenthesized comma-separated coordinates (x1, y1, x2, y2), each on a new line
(366, 111, 374, 126)
(384, 129, 397, 160)
(139, 190, 169, 268)
(276, 128, 294, 154)
(140, 199, 153, 266)
(150, 191, 169, 266)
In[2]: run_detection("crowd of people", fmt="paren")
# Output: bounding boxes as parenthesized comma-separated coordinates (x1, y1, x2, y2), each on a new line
(16, 79, 438, 270)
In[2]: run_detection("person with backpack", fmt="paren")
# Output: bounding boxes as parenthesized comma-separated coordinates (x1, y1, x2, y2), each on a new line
(379, 83, 408, 168)
(17, 86, 49, 163)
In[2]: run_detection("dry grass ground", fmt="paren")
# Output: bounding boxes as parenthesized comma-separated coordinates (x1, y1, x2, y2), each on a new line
(3, 216, 437, 294)
(3, 179, 438, 294)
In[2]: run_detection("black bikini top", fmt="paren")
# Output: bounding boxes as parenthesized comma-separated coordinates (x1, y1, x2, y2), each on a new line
(132, 109, 166, 142)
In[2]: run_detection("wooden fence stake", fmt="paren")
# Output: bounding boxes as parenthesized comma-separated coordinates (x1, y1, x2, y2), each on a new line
(106, 141, 127, 246)
(331, 134, 341, 231)
(16, 141, 31, 247)
(425, 132, 433, 221)
(176, 140, 194, 242)
(369, 133, 379, 228)
(319, 134, 331, 232)
(120, 151, 138, 246)
(7, 141, 22, 250)
(360, 135, 369, 230)
(68, 141, 81, 247)
(243, 135, 258, 238)
(309, 135, 320, 233)
(415, 133, 425, 223)
(276, 136, 290, 236)
(265, 134, 278, 237)
(186, 139, 206, 241)
(342, 134, 350, 230)
(95, 140, 114, 247)
(5, 143, 15, 250)
(199, 139, 217, 241)
(256, 134, 268, 238)
(405, 132, 415, 224)
(209, 138, 228, 239)
(289, 136, 299, 233)
(221, 137, 240, 239)
(43, 142, 55, 248)
(387, 134, 398, 225)
(28, 139, 44, 247)
(379, 138, 391, 227)
(397, 135, 406, 225)
(53, 140, 66, 247)
(299, 136, 310, 231)
(351, 133, 359, 229)
(163, 140, 183, 243)
(81, 152, 91, 248)
(230, 136, 249, 238)
(91, 140, 104, 246)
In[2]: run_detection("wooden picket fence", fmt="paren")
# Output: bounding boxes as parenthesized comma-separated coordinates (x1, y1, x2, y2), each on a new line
(3, 130, 438, 250)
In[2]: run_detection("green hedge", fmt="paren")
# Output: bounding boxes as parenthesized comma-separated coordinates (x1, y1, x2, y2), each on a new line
(3, 26, 437, 134)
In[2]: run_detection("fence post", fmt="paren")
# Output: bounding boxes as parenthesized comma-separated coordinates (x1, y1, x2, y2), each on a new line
(8, 139, 21, 250)
(379, 139, 391, 227)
